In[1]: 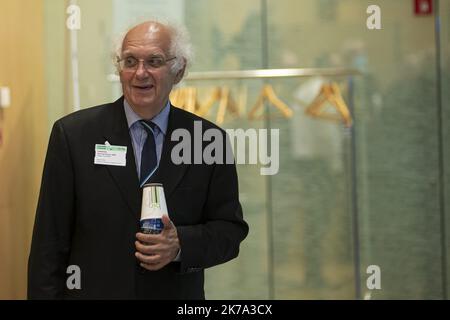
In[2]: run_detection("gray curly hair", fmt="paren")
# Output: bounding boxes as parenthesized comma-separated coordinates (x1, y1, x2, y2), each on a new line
(112, 20, 193, 77)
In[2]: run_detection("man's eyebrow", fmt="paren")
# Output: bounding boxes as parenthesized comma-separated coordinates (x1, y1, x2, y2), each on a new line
(120, 51, 164, 58)
(147, 54, 165, 58)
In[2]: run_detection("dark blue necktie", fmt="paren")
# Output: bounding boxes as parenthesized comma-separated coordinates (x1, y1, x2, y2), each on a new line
(139, 120, 157, 186)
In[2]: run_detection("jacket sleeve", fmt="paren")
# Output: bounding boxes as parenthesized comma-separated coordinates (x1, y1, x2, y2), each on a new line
(176, 134, 249, 273)
(28, 121, 75, 299)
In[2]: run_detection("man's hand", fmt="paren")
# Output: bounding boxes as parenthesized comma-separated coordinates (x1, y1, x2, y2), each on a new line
(135, 215, 180, 271)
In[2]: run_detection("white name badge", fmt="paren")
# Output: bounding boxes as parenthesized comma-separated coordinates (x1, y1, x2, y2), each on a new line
(94, 144, 127, 166)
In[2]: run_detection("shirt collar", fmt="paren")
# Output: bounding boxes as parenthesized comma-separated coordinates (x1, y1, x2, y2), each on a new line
(124, 99, 170, 135)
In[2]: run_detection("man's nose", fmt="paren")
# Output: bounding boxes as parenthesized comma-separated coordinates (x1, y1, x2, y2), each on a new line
(135, 61, 150, 78)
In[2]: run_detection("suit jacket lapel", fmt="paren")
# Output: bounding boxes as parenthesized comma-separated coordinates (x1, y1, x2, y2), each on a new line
(102, 96, 141, 220)
(100, 100, 189, 219)
(150, 105, 189, 199)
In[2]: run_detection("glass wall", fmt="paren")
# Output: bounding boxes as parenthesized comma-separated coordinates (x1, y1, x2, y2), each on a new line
(350, 0, 442, 299)
(43, 0, 449, 299)
(440, 0, 450, 300)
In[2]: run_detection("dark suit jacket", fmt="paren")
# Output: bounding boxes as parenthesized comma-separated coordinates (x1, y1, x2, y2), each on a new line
(28, 96, 248, 299)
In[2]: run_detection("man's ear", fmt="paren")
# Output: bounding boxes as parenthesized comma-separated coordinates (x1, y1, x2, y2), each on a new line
(173, 59, 187, 84)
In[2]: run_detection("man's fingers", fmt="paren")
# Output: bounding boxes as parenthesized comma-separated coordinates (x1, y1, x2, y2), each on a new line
(135, 241, 160, 255)
(135, 251, 161, 264)
(136, 232, 159, 243)
(162, 214, 174, 230)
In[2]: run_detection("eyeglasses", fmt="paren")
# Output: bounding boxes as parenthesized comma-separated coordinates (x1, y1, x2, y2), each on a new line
(117, 55, 177, 71)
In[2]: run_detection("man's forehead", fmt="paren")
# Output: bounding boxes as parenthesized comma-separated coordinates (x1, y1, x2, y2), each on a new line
(126, 23, 169, 40)
(122, 23, 170, 51)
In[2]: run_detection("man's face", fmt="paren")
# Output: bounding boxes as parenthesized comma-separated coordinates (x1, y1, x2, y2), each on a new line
(119, 23, 181, 115)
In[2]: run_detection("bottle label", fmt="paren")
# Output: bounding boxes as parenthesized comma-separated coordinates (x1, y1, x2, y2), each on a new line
(140, 218, 163, 234)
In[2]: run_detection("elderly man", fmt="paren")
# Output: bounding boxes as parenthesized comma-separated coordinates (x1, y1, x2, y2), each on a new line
(28, 21, 248, 299)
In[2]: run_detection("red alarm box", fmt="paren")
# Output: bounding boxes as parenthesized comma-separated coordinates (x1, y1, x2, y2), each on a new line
(415, 0, 433, 15)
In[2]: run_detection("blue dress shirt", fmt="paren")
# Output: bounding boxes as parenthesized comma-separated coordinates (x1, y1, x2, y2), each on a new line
(124, 99, 170, 181)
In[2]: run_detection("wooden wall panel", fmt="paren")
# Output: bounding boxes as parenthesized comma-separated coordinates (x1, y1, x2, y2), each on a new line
(0, 0, 47, 299)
